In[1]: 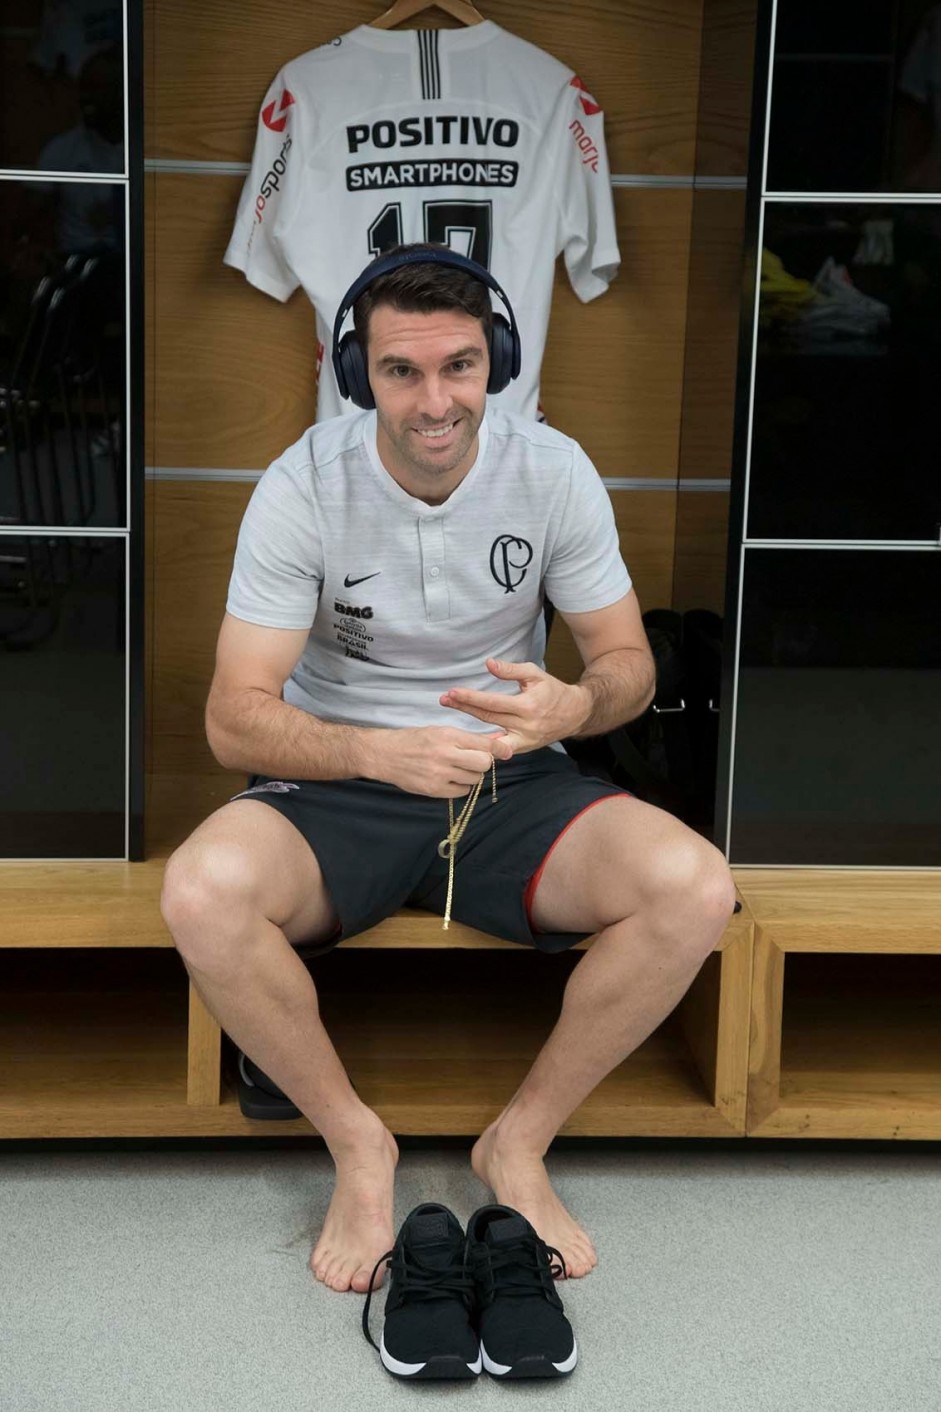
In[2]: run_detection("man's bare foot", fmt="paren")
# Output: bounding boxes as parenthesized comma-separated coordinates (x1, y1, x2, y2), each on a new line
(310, 1115, 399, 1293)
(471, 1122, 597, 1279)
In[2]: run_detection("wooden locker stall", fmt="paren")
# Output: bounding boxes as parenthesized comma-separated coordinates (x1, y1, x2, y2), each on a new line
(8, 1, 936, 1146)
(139, 0, 755, 1139)
(0, 0, 754, 1140)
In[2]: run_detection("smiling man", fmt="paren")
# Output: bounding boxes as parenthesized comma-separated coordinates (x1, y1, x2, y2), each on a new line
(160, 244, 737, 1300)
(369, 304, 484, 495)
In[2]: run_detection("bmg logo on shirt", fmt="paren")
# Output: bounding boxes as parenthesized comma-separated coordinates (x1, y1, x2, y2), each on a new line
(334, 600, 375, 660)
(333, 601, 373, 618)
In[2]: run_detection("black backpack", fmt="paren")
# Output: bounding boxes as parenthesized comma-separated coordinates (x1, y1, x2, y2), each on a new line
(559, 608, 724, 833)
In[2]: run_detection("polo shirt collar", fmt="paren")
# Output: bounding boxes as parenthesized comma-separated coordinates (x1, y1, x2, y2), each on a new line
(363, 411, 490, 514)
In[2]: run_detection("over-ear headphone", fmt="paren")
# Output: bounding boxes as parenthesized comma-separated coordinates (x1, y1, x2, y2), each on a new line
(331, 246, 522, 411)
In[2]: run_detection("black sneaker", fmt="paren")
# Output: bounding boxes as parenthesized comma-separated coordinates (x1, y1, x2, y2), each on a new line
(466, 1203, 578, 1378)
(362, 1203, 481, 1379)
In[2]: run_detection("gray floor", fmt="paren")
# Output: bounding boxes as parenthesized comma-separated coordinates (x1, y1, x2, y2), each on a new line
(3, 1144, 940, 1411)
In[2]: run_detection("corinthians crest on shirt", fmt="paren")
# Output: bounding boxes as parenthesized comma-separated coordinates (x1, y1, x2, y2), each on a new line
(345, 113, 520, 191)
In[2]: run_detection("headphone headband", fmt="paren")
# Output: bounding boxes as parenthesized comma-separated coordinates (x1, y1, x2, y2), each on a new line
(331, 246, 521, 404)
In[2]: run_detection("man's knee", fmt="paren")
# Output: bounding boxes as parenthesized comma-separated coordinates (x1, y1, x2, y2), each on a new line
(639, 833, 737, 933)
(160, 839, 258, 959)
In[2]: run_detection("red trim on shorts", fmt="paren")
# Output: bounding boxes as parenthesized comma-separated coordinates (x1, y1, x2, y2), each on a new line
(524, 796, 619, 935)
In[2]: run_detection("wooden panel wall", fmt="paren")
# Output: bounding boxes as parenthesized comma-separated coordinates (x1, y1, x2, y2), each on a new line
(151, 178, 693, 478)
(144, 0, 756, 844)
(679, 190, 749, 481)
(151, 0, 702, 173)
(695, 0, 757, 177)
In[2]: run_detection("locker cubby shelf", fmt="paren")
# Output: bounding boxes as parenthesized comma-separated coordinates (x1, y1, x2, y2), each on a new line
(0, 950, 190, 1137)
(742, 871, 941, 1139)
(779, 959, 941, 1131)
(0, 920, 752, 1139)
(217, 944, 749, 1138)
(3, 862, 938, 1141)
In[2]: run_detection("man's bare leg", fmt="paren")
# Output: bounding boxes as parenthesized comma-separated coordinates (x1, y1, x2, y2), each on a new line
(161, 809, 398, 1294)
(469, 802, 734, 1276)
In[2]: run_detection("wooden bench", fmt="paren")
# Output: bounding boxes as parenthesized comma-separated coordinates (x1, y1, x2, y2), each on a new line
(3, 775, 938, 1141)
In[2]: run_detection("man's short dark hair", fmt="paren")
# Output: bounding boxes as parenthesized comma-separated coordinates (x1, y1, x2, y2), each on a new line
(352, 243, 492, 348)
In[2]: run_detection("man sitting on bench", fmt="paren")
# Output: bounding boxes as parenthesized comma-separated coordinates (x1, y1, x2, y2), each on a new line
(159, 244, 737, 1294)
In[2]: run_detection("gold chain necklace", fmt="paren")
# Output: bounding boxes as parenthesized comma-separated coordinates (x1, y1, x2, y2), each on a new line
(437, 759, 499, 929)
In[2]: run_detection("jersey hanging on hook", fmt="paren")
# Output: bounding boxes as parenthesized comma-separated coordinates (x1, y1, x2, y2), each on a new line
(224, 19, 620, 423)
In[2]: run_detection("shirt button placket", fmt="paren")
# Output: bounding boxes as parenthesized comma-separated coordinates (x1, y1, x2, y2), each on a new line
(420, 518, 449, 621)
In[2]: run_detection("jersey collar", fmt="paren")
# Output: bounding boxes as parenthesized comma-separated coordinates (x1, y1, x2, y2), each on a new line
(349, 21, 499, 53)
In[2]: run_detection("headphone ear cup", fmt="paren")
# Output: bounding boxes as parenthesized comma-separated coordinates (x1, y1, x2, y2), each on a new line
(336, 331, 374, 410)
(487, 313, 518, 395)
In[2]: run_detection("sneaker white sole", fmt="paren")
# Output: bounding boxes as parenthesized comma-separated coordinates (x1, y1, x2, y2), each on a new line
(481, 1335, 578, 1376)
(380, 1331, 482, 1378)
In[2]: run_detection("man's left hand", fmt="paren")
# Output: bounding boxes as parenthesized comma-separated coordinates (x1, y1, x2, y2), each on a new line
(439, 658, 589, 755)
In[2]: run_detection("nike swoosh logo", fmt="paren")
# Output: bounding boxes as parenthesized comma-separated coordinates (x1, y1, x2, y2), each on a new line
(344, 572, 381, 588)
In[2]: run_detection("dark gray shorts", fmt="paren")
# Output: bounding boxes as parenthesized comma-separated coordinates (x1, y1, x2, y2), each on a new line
(231, 746, 632, 954)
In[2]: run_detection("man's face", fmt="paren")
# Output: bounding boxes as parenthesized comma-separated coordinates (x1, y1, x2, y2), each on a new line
(366, 304, 489, 504)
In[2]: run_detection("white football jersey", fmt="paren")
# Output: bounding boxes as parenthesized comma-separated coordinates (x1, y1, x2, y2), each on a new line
(224, 21, 620, 422)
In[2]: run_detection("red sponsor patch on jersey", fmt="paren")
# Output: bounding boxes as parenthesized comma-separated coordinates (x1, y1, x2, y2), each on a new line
(262, 89, 295, 132)
(569, 75, 601, 117)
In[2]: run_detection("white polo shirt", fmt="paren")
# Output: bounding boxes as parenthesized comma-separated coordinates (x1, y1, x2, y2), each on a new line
(226, 409, 632, 753)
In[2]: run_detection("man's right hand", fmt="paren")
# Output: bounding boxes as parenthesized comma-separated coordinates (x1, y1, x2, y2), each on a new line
(365, 726, 514, 799)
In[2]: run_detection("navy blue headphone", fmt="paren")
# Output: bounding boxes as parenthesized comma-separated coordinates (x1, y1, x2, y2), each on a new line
(331, 246, 522, 410)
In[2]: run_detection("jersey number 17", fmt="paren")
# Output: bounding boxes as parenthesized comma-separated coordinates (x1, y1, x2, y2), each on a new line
(368, 200, 493, 268)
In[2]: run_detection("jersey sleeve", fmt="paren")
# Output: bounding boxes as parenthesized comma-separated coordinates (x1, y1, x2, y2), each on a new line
(543, 446, 632, 613)
(226, 458, 324, 629)
(223, 67, 302, 302)
(557, 76, 621, 302)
